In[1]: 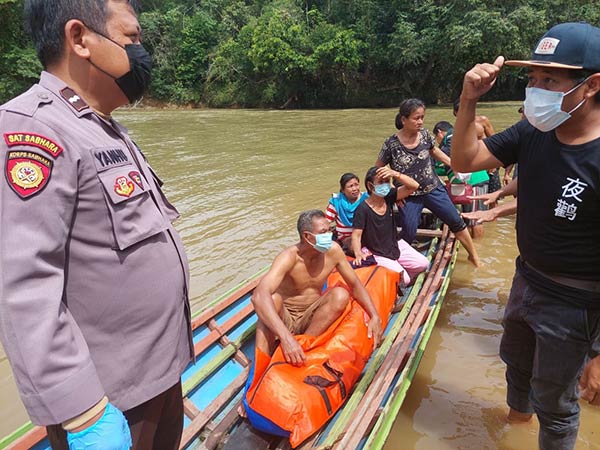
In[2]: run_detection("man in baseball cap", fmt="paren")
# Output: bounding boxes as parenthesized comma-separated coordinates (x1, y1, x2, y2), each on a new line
(451, 22, 600, 450)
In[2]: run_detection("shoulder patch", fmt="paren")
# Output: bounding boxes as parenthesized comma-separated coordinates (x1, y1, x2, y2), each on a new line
(60, 87, 88, 112)
(5, 151, 53, 199)
(4, 132, 64, 158)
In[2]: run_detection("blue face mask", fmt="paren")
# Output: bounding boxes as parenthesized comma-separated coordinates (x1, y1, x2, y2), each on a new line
(307, 232, 333, 253)
(373, 183, 391, 197)
(523, 79, 587, 132)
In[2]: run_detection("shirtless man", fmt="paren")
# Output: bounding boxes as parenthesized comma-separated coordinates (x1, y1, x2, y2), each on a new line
(251, 209, 383, 367)
(453, 98, 495, 139)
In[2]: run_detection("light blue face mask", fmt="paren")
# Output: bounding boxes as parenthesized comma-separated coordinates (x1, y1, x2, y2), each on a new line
(373, 183, 391, 197)
(523, 79, 587, 132)
(307, 232, 333, 253)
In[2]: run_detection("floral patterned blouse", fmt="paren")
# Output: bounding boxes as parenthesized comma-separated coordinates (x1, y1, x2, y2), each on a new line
(377, 129, 440, 196)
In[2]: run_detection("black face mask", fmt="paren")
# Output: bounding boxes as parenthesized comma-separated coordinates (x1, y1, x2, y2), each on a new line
(87, 28, 153, 103)
(115, 43, 153, 103)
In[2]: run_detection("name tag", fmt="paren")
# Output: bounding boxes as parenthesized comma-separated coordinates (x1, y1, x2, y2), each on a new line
(92, 147, 132, 172)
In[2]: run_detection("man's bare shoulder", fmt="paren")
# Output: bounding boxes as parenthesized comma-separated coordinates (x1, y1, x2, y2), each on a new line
(273, 245, 300, 266)
(327, 241, 346, 261)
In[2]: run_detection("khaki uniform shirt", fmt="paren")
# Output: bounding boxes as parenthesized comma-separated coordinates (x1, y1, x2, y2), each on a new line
(0, 72, 193, 425)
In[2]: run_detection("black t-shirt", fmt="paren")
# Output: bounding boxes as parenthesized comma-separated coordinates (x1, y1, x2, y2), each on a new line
(484, 119, 600, 283)
(353, 189, 399, 260)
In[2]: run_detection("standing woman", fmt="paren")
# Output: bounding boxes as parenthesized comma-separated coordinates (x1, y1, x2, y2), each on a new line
(376, 98, 481, 267)
(325, 172, 368, 252)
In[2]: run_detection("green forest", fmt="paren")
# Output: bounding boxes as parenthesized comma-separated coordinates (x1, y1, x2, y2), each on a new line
(1, 0, 599, 108)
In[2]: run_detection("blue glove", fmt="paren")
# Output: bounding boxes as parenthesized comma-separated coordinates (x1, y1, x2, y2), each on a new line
(67, 402, 132, 450)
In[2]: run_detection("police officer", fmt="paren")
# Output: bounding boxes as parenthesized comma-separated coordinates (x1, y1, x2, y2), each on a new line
(0, 1, 192, 449)
(452, 22, 600, 450)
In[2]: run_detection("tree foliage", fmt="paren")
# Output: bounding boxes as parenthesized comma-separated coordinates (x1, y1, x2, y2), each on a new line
(1, 0, 599, 107)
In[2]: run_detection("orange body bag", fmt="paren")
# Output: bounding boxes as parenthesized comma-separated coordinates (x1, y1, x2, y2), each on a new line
(244, 265, 399, 447)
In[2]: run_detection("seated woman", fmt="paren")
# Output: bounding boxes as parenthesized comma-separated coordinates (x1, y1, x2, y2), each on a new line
(376, 98, 481, 267)
(325, 172, 369, 253)
(351, 166, 429, 286)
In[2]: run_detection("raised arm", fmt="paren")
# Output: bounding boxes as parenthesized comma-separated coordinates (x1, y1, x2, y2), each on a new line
(452, 56, 505, 172)
(335, 249, 382, 348)
(375, 166, 419, 200)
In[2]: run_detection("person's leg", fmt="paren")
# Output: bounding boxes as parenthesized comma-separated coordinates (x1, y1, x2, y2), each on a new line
(499, 271, 535, 423)
(396, 196, 424, 244)
(525, 288, 594, 450)
(124, 381, 183, 450)
(424, 185, 481, 267)
(46, 425, 69, 450)
(396, 239, 429, 284)
(152, 382, 184, 450)
(455, 229, 481, 267)
(372, 254, 408, 284)
(302, 287, 350, 336)
(255, 293, 285, 356)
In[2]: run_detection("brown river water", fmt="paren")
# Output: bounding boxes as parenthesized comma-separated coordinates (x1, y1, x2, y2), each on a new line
(1, 104, 598, 448)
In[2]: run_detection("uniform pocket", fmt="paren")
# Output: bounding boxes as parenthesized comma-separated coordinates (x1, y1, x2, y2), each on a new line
(97, 169, 169, 250)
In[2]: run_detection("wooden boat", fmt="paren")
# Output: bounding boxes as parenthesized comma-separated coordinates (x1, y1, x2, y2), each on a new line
(1, 221, 458, 450)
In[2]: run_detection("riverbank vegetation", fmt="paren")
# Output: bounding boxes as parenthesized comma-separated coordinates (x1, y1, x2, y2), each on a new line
(1, 0, 598, 108)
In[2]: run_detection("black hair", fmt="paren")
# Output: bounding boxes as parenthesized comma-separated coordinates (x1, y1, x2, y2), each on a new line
(339, 172, 359, 191)
(569, 69, 600, 101)
(395, 98, 426, 129)
(433, 121, 452, 135)
(24, 0, 140, 68)
(297, 209, 326, 237)
(364, 166, 379, 194)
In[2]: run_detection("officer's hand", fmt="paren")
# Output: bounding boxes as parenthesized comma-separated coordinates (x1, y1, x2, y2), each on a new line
(462, 56, 505, 100)
(67, 403, 132, 450)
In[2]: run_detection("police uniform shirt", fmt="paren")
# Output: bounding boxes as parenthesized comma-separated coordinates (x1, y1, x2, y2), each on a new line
(0, 72, 193, 425)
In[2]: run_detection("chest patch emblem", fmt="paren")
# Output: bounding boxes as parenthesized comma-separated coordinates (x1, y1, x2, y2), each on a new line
(114, 175, 135, 197)
(5, 151, 53, 198)
(4, 132, 64, 158)
(128, 171, 143, 189)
